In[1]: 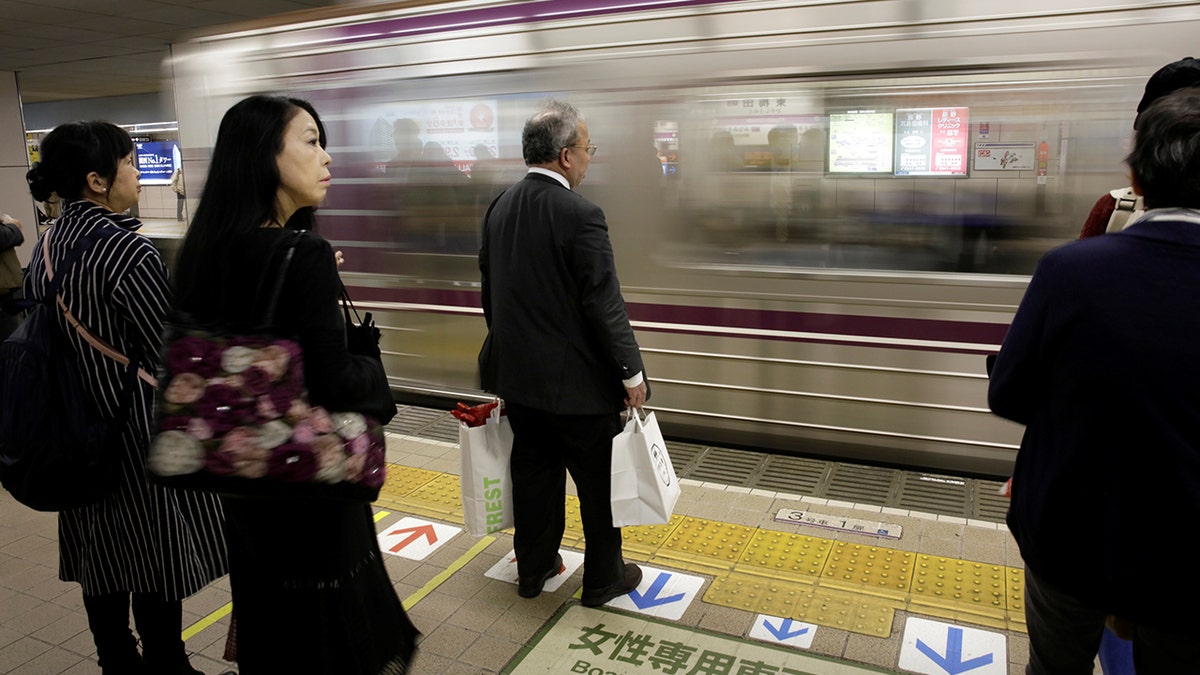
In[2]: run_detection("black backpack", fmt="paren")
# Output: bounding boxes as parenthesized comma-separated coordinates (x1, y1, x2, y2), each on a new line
(0, 226, 143, 511)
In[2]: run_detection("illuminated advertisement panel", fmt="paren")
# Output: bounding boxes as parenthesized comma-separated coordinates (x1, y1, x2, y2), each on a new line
(828, 110, 893, 173)
(135, 140, 180, 185)
(894, 107, 969, 176)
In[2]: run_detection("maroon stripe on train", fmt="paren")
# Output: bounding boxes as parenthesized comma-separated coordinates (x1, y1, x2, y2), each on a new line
(330, 0, 747, 45)
(345, 286, 1008, 354)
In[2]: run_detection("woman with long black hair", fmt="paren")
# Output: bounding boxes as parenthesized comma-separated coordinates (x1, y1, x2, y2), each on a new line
(172, 94, 417, 674)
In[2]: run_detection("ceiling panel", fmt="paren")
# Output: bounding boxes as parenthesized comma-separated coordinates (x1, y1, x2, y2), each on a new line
(0, 0, 343, 104)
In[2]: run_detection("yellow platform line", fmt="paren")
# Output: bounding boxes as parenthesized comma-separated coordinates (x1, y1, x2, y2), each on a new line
(182, 602, 231, 642)
(402, 535, 495, 610)
(183, 509, 397, 641)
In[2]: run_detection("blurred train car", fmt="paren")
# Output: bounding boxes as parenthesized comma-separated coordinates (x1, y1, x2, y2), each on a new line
(167, 0, 1200, 477)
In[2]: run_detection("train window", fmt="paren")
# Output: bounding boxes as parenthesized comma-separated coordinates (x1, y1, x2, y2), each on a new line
(658, 69, 1142, 276)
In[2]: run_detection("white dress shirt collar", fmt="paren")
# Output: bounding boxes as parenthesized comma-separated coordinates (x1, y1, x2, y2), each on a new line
(527, 167, 570, 190)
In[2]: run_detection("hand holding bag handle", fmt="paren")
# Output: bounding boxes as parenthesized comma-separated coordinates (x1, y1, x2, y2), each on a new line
(341, 284, 381, 359)
(610, 407, 680, 526)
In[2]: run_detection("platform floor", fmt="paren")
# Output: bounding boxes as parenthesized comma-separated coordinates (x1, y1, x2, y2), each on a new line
(1, 405, 1063, 674)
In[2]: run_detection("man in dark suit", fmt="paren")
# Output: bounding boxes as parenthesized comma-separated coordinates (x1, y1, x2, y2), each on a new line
(479, 100, 647, 606)
(989, 87, 1200, 673)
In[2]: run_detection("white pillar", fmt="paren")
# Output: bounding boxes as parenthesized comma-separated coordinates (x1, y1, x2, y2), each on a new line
(0, 71, 36, 266)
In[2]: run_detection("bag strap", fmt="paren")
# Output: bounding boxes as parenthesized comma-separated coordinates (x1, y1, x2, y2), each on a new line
(340, 283, 365, 325)
(42, 224, 156, 386)
(252, 230, 302, 331)
(1105, 187, 1143, 233)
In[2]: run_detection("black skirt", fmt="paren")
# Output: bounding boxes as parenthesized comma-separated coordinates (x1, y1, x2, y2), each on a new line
(222, 496, 418, 674)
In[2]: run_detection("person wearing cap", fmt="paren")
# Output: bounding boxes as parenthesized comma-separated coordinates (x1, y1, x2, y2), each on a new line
(1079, 57, 1200, 238)
(990, 87, 1200, 674)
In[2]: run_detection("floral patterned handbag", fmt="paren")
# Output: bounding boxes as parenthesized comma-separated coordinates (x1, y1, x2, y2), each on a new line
(147, 234, 387, 500)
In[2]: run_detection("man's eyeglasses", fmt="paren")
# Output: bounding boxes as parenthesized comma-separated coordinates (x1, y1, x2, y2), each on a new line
(568, 143, 597, 156)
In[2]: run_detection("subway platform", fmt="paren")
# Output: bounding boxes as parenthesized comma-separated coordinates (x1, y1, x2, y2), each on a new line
(2, 404, 1064, 674)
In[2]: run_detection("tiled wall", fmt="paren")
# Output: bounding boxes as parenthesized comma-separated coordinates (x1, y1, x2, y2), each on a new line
(137, 185, 185, 221)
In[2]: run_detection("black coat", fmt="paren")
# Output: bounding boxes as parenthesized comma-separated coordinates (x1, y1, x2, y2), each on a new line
(989, 209, 1200, 633)
(479, 172, 645, 415)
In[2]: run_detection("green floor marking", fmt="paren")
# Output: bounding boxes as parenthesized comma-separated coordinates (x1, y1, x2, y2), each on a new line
(503, 603, 893, 674)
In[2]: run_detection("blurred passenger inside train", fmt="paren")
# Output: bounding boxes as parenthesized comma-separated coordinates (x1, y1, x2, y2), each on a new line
(417, 139, 471, 251)
(171, 94, 418, 675)
(1080, 56, 1200, 238)
(1, 212, 23, 340)
(469, 142, 504, 219)
(384, 117, 422, 180)
(23, 121, 228, 675)
(478, 99, 649, 608)
(989, 87, 1200, 674)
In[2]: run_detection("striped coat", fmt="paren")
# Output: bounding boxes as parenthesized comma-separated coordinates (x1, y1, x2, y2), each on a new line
(23, 200, 227, 598)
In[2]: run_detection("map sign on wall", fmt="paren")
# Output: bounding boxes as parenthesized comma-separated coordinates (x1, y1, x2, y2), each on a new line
(973, 142, 1036, 171)
(894, 107, 969, 176)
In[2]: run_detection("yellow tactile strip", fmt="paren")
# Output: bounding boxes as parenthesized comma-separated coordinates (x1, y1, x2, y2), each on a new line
(820, 542, 915, 601)
(375, 462, 1027, 636)
(707, 574, 895, 638)
(652, 517, 757, 573)
(737, 528, 832, 581)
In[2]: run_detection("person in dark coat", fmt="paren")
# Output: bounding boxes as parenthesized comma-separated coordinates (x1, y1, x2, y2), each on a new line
(23, 122, 228, 675)
(989, 87, 1200, 674)
(171, 95, 417, 675)
(0, 212, 24, 340)
(478, 99, 648, 606)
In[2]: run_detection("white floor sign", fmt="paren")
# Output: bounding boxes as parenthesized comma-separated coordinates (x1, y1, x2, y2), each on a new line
(899, 617, 1006, 675)
(377, 517, 459, 560)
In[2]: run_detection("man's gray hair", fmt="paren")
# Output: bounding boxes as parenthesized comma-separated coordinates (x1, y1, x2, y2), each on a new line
(522, 100, 582, 165)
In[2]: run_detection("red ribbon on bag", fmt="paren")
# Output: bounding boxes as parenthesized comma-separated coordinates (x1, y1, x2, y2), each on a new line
(451, 401, 500, 427)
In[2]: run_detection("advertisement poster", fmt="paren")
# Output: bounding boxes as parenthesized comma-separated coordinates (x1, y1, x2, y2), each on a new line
(135, 140, 180, 185)
(973, 142, 1036, 171)
(894, 107, 968, 176)
(828, 110, 893, 173)
(367, 99, 499, 173)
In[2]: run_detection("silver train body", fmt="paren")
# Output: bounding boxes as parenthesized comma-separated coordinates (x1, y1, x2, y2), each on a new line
(169, 0, 1200, 476)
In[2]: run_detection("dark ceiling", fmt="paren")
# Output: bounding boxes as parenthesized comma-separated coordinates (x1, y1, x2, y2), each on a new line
(0, 0, 340, 104)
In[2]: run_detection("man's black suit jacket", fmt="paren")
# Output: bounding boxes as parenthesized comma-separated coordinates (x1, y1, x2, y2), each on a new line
(478, 172, 644, 415)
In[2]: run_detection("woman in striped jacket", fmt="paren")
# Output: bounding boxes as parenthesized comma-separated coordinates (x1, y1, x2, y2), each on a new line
(24, 122, 228, 675)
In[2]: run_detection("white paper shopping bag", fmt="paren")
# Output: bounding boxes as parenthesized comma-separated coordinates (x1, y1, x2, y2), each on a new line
(610, 408, 680, 526)
(459, 403, 514, 536)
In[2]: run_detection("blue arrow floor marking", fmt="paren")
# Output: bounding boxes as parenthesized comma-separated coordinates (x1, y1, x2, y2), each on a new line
(916, 626, 994, 674)
(763, 618, 810, 641)
(628, 572, 685, 609)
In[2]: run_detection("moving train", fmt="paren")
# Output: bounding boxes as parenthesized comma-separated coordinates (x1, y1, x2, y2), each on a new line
(167, 0, 1200, 477)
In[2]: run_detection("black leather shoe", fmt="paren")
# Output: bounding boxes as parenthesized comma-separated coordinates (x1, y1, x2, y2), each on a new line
(517, 553, 564, 598)
(581, 562, 643, 607)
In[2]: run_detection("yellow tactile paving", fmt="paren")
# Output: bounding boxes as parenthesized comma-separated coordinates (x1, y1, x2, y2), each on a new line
(377, 462, 1029, 637)
(621, 515, 686, 562)
(704, 573, 894, 638)
(651, 517, 757, 573)
(819, 542, 916, 601)
(908, 555, 1009, 623)
(735, 529, 832, 581)
(395, 473, 463, 521)
(373, 465, 442, 512)
(562, 494, 586, 548)
(1007, 567, 1027, 632)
